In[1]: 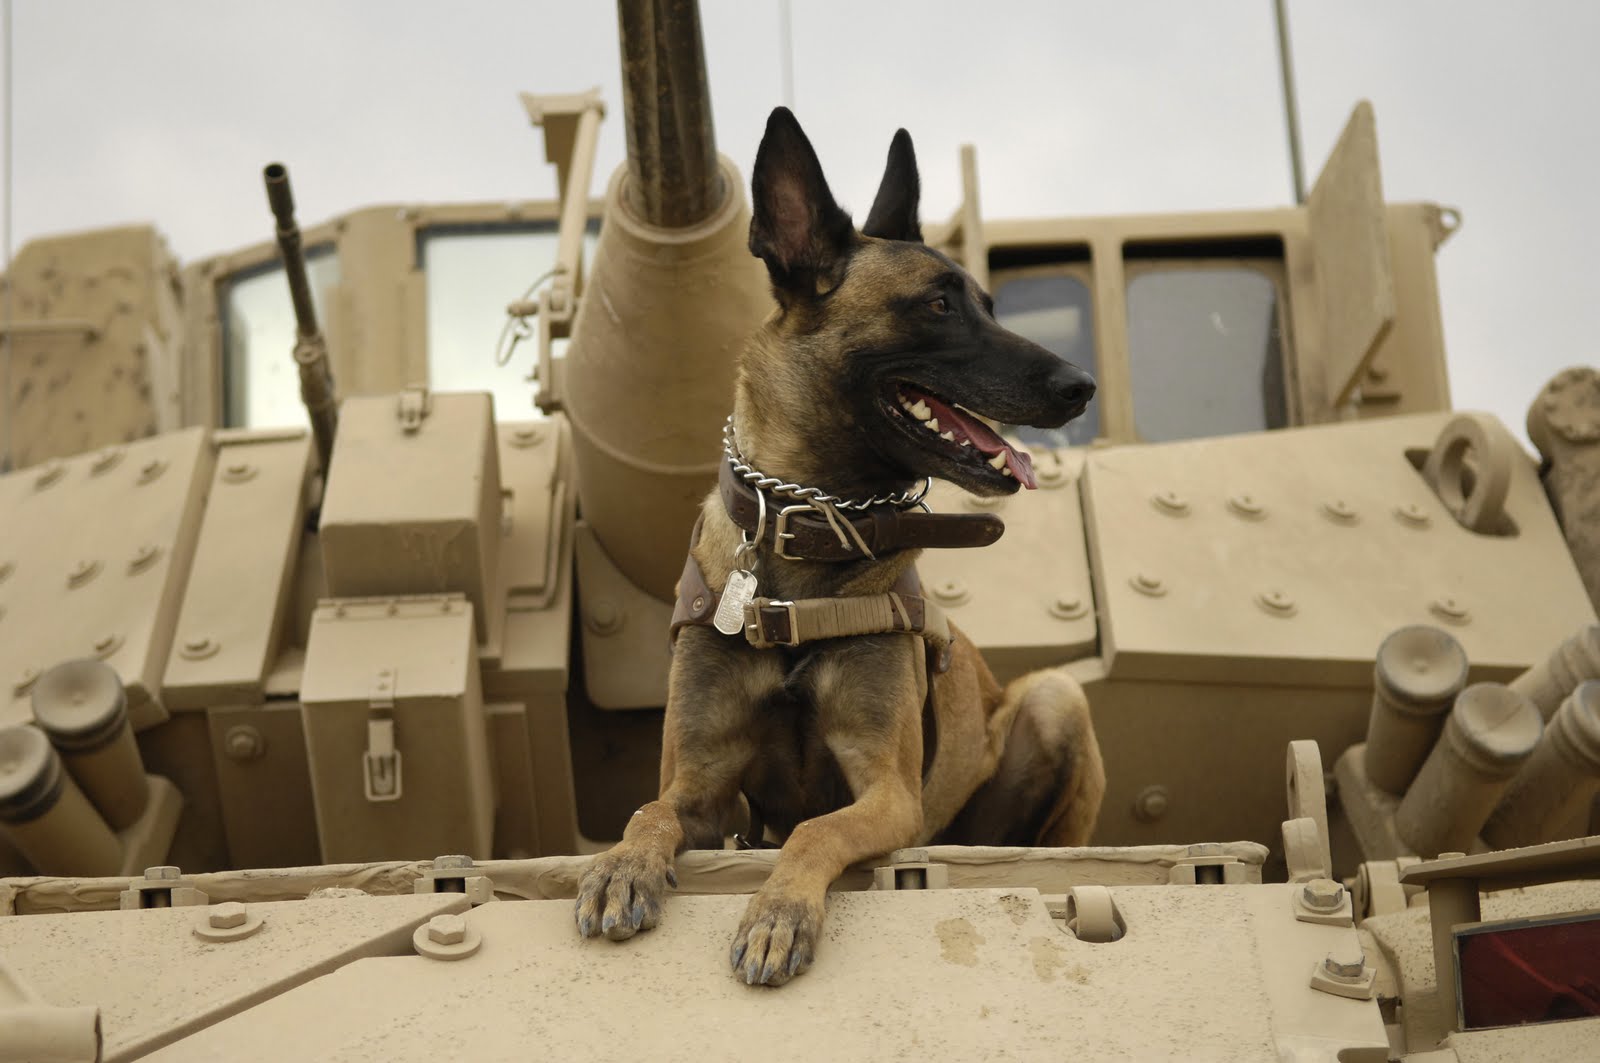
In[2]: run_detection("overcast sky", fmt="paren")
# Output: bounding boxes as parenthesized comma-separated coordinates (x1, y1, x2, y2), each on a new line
(7, 1, 1598, 447)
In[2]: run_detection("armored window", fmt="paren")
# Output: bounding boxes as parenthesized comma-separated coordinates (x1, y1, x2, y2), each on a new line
(991, 266, 1098, 447)
(221, 246, 339, 429)
(1125, 265, 1288, 443)
(421, 223, 599, 420)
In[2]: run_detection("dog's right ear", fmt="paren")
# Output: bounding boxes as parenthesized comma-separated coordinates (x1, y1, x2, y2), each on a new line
(749, 107, 856, 298)
(862, 129, 922, 243)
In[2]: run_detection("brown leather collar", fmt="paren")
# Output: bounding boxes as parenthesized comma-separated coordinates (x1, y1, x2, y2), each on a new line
(718, 459, 1003, 562)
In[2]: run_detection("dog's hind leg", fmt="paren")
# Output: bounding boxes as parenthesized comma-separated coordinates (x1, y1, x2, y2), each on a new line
(575, 629, 780, 942)
(939, 668, 1105, 847)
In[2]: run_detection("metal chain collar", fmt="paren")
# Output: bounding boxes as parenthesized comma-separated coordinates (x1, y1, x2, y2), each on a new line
(721, 416, 930, 512)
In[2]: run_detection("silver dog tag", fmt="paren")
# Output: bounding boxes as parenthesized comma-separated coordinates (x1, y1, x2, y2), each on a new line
(714, 569, 757, 635)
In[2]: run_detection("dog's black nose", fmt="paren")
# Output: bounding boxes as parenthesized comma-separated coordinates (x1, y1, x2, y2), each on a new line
(1050, 362, 1096, 409)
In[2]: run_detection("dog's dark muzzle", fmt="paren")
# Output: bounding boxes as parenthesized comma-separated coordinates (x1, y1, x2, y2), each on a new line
(1036, 360, 1096, 428)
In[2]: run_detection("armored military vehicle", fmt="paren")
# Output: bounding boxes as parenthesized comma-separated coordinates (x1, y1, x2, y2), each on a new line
(2, 2, 1598, 1059)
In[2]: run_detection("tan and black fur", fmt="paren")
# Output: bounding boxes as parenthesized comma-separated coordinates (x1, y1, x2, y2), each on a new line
(575, 108, 1104, 985)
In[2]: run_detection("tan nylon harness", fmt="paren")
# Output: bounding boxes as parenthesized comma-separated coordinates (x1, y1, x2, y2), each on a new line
(670, 534, 952, 660)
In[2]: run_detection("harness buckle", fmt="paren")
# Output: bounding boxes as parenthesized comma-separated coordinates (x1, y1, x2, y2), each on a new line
(745, 599, 800, 647)
(771, 505, 811, 560)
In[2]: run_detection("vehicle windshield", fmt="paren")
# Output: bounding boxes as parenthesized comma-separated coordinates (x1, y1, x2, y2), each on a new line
(1126, 267, 1287, 442)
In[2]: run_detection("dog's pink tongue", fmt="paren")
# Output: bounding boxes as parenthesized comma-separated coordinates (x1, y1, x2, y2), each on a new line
(922, 395, 1037, 489)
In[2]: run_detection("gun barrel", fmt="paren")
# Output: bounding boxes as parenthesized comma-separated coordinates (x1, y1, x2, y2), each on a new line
(616, 0, 725, 228)
(263, 163, 320, 337)
(262, 162, 338, 475)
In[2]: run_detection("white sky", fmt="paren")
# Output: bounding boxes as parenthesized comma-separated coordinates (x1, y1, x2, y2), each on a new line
(8, 1, 1599, 446)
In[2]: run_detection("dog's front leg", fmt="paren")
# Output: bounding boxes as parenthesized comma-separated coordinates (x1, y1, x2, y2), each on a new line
(732, 637, 925, 985)
(576, 628, 778, 941)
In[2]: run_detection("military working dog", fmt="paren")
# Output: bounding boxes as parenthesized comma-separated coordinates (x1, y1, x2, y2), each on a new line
(576, 108, 1104, 985)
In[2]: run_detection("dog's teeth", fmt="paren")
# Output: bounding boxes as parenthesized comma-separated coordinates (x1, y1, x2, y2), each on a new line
(940, 431, 955, 441)
(1002, 467, 1013, 477)
(988, 453, 1007, 469)
(925, 417, 939, 432)
(960, 439, 971, 447)
(910, 400, 931, 420)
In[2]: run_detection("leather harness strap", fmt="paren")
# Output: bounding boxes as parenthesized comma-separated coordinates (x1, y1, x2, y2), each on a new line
(718, 460, 1004, 561)
(671, 545, 951, 663)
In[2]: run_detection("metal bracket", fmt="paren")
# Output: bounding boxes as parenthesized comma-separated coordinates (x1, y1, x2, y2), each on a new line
(413, 855, 495, 906)
(363, 668, 403, 802)
(397, 384, 432, 433)
(872, 848, 949, 890)
(119, 866, 209, 910)
(1168, 843, 1250, 884)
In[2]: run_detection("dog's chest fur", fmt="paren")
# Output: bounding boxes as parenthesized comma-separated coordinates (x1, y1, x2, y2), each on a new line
(740, 656, 857, 836)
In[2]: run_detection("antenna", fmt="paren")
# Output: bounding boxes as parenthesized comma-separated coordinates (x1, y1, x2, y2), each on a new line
(779, 0, 795, 111)
(1, 0, 11, 472)
(1273, 0, 1307, 204)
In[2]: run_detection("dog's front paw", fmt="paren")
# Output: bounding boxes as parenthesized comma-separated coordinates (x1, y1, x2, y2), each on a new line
(729, 888, 823, 986)
(575, 845, 678, 941)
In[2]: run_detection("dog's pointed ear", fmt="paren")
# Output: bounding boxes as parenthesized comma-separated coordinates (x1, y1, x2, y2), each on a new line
(862, 128, 922, 243)
(749, 107, 856, 296)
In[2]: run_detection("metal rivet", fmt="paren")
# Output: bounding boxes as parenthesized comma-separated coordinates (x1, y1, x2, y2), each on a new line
(1050, 594, 1088, 620)
(427, 913, 467, 945)
(66, 559, 101, 589)
(1301, 879, 1345, 910)
(90, 446, 126, 475)
(1321, 499, 1359, 524)
(137, 459, 168, 485)
(1130, 572, 1166, 597)
(930, 579, 970, 605)
(1151, 490, 1189, 516)
(1394, 502, 1431, 528)
(691, 595, 706, 613)
(32, 461, 66, 490)
(509, 426, 544, 448)
(179, 636, 219, 660)
(221, 462, 257, 484)
(209, 901, 248, 929)
(1430, 597, 1470, 625)
(1133, 785, 1169, 823)
(1256, 589, 1297, 617)
(433, 854, 473, 870)
(585, 599, 623, 635)
(224, 725, 266, 761)
(92, 633, 123, 658)
(128, 544, 162, 574)
(1227, 493, 1265, 520)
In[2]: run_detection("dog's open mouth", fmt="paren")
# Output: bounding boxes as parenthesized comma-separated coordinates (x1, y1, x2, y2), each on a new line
(881, 383, 1038, 489)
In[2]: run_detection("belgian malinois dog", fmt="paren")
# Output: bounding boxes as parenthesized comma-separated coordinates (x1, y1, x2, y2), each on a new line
(576, 108, 1103, 985)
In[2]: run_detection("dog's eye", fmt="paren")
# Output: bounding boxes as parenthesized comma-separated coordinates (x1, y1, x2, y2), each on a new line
(927, 297, 950, 315)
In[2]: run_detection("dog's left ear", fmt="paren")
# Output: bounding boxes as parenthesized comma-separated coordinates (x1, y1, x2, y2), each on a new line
(749, 107, 856, 297)
(862, 128, 922, 243)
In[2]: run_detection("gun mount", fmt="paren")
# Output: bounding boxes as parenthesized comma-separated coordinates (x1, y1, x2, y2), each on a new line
(554, 0, 770, 604)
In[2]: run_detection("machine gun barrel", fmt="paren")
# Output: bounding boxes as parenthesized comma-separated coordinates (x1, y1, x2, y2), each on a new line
(262, 162, 338, 475)
(616, 0, 725, 228)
